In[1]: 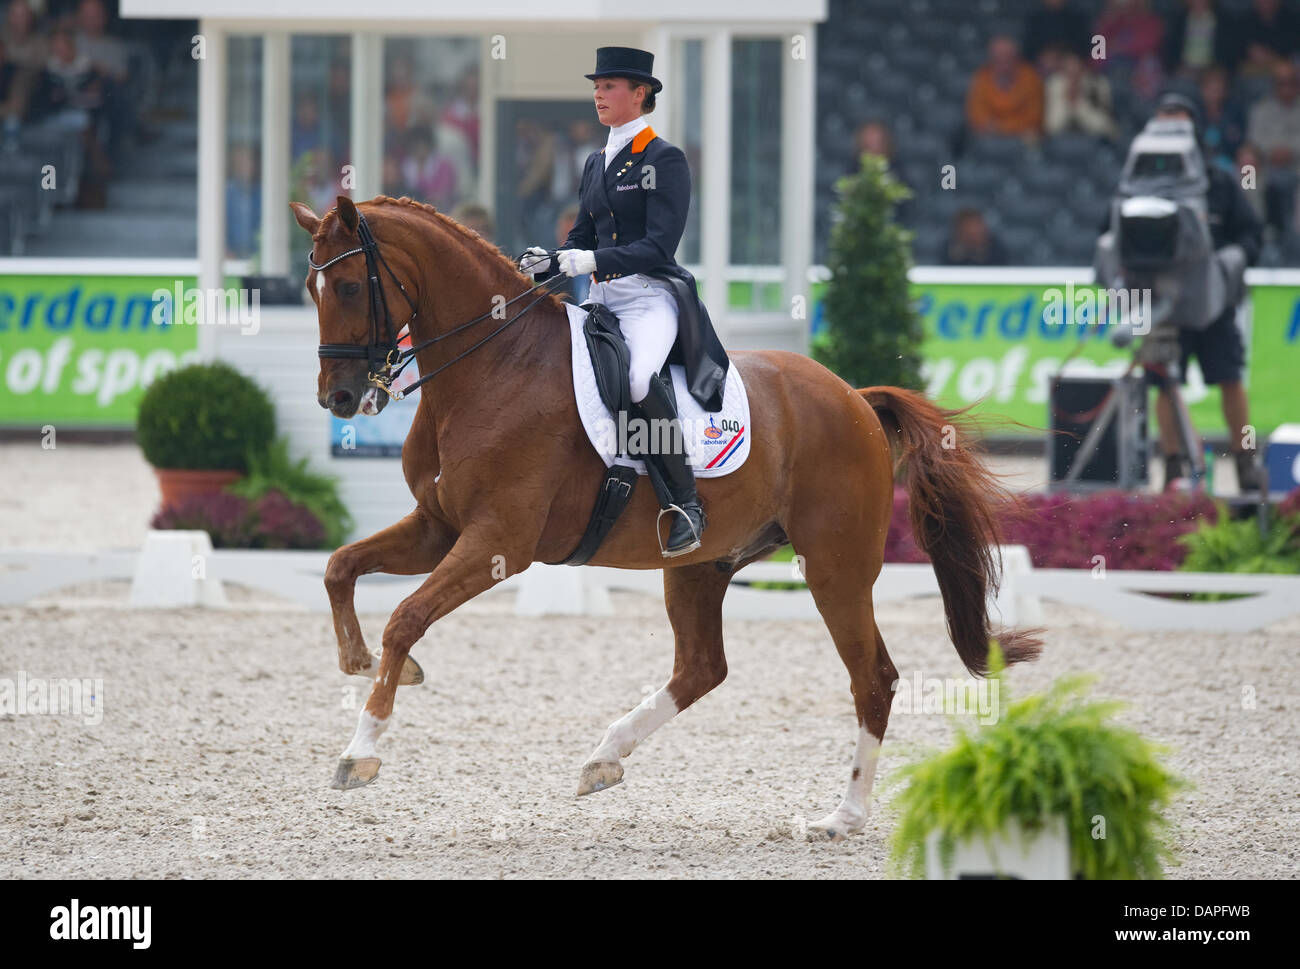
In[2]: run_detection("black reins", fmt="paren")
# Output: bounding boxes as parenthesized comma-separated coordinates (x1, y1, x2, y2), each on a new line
(310, 213, 565, 400)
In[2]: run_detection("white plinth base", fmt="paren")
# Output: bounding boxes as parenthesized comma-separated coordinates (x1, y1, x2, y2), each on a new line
(130, 530, 227, 608)
(925, 816, 1071, 879)
(514, 563, 611, 616)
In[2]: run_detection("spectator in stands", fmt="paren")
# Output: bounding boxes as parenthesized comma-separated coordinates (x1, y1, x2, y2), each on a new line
(384, 55, 433, 135)
(1200, 65, 1247, 171)
(326, 58, 351, 154)
(554, 118, 600, 203)
(0, 37, 32, 139)
(1093, 0, 1165, 100)
(400, 124, 457, 211)
(74, 0, 133, 153)
(38, 26, 99, 115)
(31, 26, 111, 207)
(850, 120, 915, 225)
(1045, 51, 1119, 140)
(514, 117, 557, 245)
(1162, 0, 1234, 79)
(440, 66, 481, 166)
(291, 91, 325, 162)
(451, 201, 495, 244)
(1246, 60, 1300, 178)
(5, 1, 48, 73)
(1226, 0, 1299, 77)
(292, 146, 339, 217)
(1022, 0, 1093, 74)
(942, 208, 1008, 265)
(74, 0, 127, 85)
(965, 35, 1044, 142)
(1246, 61, 1300, 244)
(226, 143, 261, 259)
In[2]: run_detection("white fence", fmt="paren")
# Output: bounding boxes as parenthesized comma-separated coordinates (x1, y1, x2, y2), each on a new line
(2, 534, 1299, 633)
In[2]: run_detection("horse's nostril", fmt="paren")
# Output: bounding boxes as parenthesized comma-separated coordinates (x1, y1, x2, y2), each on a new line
(330, 389, 354, 408)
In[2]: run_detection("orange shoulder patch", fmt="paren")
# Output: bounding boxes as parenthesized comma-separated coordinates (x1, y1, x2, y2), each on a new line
(631, 127, 657, 154)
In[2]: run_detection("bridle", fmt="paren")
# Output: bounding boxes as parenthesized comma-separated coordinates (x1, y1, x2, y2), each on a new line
(309, 212, 567, 400)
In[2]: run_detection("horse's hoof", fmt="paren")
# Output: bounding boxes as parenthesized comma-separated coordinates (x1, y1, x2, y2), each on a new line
(331, 757, 381, 790)
(806, 811, 865, 842)
(576, 761, 624, 797)
(806, 823, 849, 843)
(399, 654, 424, 686)
(346, 653, 423, 685)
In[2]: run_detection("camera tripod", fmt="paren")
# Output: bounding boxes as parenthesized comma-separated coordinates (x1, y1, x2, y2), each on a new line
(1061, 326, 1206, 490)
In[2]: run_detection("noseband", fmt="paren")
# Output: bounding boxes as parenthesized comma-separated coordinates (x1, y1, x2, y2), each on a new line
(309, 212, 566, 400)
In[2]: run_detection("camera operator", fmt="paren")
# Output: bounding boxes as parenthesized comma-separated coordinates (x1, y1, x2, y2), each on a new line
(1146, 92, 1264, 491)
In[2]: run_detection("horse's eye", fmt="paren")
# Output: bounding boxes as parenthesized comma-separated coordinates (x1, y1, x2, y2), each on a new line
(342, 282, 361, 297)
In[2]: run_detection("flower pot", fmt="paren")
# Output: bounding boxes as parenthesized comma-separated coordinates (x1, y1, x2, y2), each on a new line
(925, 816, 1071, 879)
(154, 468, 244, 511)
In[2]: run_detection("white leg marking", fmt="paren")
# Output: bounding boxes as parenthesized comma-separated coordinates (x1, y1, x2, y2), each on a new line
(809, 727, 881, 839)
(586, 685, 680, 765)
(341, 710, 388, 760)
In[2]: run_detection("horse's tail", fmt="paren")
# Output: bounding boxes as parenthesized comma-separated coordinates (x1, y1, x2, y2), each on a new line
(860, 386, 1042, 676)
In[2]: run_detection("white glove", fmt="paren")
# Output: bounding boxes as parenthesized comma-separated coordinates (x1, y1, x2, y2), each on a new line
(557, 249, 597, 277)
(518, 246, 552, 275)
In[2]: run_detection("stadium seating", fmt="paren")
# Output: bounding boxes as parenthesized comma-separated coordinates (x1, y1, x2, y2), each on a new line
(816, 0, 1298, 267)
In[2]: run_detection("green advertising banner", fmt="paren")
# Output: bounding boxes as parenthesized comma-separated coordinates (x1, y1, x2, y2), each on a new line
(809, 279, 1300, 437)
(0, 275, 201, 427)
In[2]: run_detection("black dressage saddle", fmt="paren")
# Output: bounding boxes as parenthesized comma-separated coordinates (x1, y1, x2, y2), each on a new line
(548, 300, 681, 566)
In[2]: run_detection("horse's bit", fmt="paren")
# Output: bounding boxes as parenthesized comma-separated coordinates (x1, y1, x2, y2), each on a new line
(309, 213, 567, 400)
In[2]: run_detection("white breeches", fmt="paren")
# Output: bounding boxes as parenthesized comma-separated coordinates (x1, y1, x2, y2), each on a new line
(586, 275, 679, 403)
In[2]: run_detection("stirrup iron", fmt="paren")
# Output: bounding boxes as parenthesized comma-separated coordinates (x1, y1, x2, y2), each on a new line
(655, 502, 696, 556)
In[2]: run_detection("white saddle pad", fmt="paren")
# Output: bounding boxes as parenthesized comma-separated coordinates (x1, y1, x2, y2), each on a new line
(565, 302, 751, 477)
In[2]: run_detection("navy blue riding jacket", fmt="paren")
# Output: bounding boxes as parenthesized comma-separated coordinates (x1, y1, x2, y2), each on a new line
(541, 124, 729, 412)
(552, 125, 690, 282)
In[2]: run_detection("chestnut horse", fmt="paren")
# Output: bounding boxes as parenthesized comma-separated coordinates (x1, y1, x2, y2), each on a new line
(291, 195, 1041, 840)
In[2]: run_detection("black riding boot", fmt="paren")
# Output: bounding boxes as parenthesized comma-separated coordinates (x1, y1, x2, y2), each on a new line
(635, 373, 706, 557)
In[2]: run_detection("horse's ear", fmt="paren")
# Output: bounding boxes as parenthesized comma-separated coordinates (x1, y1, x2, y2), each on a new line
(336, 195, 359, 234)
(289, 201, 320, 235)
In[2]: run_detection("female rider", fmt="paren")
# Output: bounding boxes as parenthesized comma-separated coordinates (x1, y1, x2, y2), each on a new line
(520, 46, 724, 557)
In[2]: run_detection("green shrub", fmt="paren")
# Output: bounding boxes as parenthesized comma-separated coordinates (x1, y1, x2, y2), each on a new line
(136, 362, 275, 472)
(812, 152, 924, 390)
(889, 643, 1186, 880)
(1177, 503, 1300, 576)
(226, 437, 353, 548)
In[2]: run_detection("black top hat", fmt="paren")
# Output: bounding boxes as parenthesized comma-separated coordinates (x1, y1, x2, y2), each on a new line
(584, 46, 662, 94)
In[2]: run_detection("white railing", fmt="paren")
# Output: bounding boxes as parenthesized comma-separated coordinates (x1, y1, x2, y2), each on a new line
(3, 536, 1299, 633)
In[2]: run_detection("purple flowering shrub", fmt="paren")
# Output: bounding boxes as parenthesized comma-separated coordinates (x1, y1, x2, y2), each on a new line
(253, 490, 327, 549)
(1003, 491, 1219, 570)
(152, 493, 257, 548)
(151, 489, 328, 549)
(884, 487, 1219, 571)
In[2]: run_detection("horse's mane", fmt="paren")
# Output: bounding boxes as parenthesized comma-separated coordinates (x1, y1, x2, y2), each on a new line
(316, 195, 567, 313)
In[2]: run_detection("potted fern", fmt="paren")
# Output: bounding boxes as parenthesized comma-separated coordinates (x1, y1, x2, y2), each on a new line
(889, 644, 1186, 879)
(226, 437, 354, 548)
